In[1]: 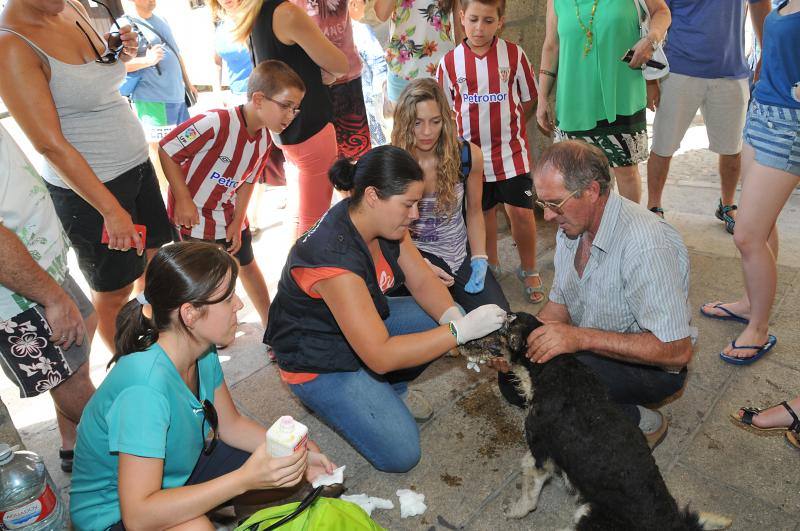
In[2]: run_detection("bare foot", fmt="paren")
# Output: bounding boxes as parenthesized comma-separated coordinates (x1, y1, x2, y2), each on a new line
(722, 327, 770, 359)
(701, 300, 750, 320)
(523, 275, 545, 304)
(734, 397, 800, 429)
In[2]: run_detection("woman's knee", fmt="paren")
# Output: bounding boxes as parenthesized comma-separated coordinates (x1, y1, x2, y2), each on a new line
(369, 437, 421, 473)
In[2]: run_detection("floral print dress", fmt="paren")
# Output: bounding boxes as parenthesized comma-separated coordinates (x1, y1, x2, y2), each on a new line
(386, 0, 455, 80)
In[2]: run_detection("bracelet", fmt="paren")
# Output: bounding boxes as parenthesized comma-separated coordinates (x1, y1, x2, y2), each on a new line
(448, 321, 459, 343)
(540, 69, 557, 79)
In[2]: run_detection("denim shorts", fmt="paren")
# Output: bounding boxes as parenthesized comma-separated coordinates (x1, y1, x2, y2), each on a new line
(743, 100, 800, 176)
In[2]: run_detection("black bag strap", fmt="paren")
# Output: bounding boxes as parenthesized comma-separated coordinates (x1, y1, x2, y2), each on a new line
(459, 138, 472, 182)
(123, 14, 189, 81)
(241, 485, 324, 531)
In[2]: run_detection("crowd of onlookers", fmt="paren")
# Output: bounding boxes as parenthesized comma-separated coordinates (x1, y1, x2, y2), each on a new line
(0, 0, 798, 528)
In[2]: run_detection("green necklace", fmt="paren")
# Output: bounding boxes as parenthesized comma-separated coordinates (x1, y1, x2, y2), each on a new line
(574, 0, 600, 56)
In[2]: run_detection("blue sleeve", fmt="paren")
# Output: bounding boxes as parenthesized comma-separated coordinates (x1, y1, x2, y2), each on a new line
(106, 386, 170, 458)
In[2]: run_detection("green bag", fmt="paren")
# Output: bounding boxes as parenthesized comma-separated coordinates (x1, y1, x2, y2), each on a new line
(234, 488, 385, 531)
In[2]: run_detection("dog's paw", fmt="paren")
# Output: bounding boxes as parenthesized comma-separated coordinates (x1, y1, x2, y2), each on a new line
(504, 496, 537, 519)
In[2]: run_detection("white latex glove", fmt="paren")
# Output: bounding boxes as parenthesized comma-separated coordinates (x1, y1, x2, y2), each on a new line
(438, 305, 465, 325)
(451, 304, 506, 345)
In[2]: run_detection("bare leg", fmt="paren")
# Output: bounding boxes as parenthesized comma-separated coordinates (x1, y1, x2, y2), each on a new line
(719, 153, 742, 214)
(646, 153, 672, 210)
(91, 284, 134, 351)
(484, 207, 500, 268)
(238, 261, 271, 328)
(505, 204, 542, 302)
(722, 146, 799, 359)
(611, 164, 642, 204)
(148, 142, 169, 194)
(50, 310, 97, 449)
(506, 452, 552, 519)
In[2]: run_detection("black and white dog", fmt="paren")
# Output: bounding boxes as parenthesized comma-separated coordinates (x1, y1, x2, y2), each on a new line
(459, 312, 731, 530)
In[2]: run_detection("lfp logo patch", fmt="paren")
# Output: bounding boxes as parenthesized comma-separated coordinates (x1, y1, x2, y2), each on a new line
(177, 124, 201, 147)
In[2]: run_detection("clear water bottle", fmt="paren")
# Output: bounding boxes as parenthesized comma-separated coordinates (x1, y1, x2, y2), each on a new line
(0, 443, 65, 530)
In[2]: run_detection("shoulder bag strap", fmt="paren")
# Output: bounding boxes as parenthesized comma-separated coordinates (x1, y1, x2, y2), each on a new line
(125, 14, 190, 82)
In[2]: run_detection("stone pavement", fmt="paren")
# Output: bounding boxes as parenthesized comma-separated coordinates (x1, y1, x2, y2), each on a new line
(2, 123, 799, 529)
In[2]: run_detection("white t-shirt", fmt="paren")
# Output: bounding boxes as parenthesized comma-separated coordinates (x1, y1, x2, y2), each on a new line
(0, 124, 69, 320)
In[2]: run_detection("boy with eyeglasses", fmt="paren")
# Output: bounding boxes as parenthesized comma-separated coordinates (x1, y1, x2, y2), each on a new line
(158, 60, 305, 328)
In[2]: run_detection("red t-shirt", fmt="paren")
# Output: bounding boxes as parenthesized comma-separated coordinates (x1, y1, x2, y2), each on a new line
(279, 250, 395, 384)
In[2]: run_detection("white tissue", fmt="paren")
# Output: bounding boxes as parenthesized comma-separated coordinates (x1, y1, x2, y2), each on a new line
(311, 465, 345, 488)
(340, 494, 394, 516)
(396, 489, 427, 518)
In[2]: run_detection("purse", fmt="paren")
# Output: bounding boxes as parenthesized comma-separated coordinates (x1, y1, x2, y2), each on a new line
(234, 486, 385, 531)
(632, 0, 669, 81)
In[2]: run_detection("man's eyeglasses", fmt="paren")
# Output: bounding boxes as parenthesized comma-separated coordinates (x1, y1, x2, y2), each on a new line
(75, 0, 124, 65)
(200, 399, 219, 456)
(534, 189, 579, 215)
(265, 96, 301, 116)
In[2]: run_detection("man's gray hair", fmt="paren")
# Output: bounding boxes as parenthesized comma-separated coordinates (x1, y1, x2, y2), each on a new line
(535, 140, 613, 196)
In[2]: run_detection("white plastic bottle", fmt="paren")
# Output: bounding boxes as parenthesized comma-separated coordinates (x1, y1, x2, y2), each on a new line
(0, 443, 66, 530)
(266, 416, 308, 457)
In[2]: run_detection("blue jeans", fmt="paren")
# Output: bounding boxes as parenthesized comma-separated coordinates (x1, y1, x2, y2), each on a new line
(288, 296, 438, 473)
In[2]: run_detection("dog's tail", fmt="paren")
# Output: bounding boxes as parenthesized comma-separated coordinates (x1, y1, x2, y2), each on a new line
(695, 511, 733, 530)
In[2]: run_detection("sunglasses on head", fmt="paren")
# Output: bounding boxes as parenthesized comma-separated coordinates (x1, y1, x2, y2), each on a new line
(201, 399, 219, 456)
(75, 0, 124, 65)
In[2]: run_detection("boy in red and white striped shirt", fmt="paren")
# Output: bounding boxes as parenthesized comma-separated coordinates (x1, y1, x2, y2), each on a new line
(437, 0, 544, 303)
(159, 60, 305, 327)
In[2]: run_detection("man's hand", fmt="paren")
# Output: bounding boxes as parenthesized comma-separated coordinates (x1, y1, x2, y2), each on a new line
(43, 291, 86, 350)
(187, 82, 199, 100)
(146, 44, 165, 67)
(173, 197, 200, 229)
(116, 24, 139, 62)
(225, 223, 243, 255)
(526, 322, 584, 364)
(646, 80, 660, 111)
(103, 206, 143, 254)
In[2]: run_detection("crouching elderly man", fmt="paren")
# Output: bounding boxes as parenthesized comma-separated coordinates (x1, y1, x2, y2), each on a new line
(498, 140, 694, 450)
(0, 124, 96, 472)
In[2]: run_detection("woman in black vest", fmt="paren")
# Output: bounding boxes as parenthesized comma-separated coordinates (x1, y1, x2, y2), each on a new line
(265, 145, 506, 472)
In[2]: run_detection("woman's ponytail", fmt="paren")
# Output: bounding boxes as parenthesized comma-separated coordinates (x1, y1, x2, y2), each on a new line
(110, 299, 158, 368)
(329, 158, 357, 192)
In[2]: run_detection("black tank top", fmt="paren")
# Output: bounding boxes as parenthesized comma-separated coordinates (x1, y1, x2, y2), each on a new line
(249, 0, 332, 145)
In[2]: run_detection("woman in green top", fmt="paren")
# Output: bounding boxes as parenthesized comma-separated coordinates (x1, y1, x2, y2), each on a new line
(70, 242, 335, 530)
(537, 0, 670, 203)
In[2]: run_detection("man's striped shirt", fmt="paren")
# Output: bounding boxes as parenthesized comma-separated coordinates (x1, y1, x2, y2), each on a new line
(160, 106, 270, 240)
(437, 37, 537, 182)
(550, 193, 695, 349)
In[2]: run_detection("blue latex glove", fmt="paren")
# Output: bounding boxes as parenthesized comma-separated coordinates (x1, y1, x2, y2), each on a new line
(465, 256, 488, 293)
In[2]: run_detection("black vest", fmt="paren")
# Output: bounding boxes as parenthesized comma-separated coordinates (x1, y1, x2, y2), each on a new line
(264, 200, 405, 373)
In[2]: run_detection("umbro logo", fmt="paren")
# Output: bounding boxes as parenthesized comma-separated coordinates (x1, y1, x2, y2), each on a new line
(219, 155, 231, 163)
(457, 77, 467, 84)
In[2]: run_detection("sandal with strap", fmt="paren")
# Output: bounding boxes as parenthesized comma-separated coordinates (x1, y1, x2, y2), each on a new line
(730, 400, 800, 435)
(516, 267, 545, 304)
(649, 206, 665, 218)
(715, 198, 736, 235)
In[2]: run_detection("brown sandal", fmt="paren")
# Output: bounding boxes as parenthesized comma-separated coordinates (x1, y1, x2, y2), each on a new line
(730, 401, 800, 435)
